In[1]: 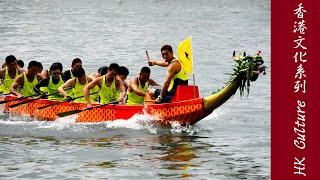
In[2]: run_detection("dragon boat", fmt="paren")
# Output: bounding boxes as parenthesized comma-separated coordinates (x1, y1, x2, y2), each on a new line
(1, 51, 266, 125)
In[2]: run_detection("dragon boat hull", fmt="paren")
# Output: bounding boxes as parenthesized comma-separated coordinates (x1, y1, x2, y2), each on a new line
(2, 94, 209, 125)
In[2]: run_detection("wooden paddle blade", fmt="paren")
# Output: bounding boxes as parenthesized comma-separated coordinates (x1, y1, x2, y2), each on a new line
(9, 97, 40, 108)
(56, 109, 83, 117)
(56, 101, 118, 118)
(8, 90, 63, 109)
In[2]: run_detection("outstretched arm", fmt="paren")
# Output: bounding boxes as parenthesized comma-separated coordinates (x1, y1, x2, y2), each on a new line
(58, 78, 75, 98)
(148, 79, 160, 86)
(130, 78, 146, 97)
(83, 77, 102, 108)
(10, 74, 24, 97)
(34, 77, 50, 95)
(148, 59, 169, 67)
(116, 79, 126, 104)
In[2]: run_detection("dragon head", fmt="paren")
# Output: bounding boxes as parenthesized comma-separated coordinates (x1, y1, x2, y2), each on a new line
(232, 50, 267, 96)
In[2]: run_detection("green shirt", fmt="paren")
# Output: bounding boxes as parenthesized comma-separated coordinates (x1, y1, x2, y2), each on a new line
(126, 77, 149, 105)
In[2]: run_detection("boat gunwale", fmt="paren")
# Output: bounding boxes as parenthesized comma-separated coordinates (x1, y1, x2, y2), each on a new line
(3, 95, 204, 110)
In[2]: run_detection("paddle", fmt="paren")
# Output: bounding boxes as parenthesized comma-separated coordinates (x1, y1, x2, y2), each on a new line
(146, 50, 150, 60)
(8, 87, 73, 108)
(0, 94, 40, 105)
(56, 101, 118, 118)
(36, 91, 99, 110)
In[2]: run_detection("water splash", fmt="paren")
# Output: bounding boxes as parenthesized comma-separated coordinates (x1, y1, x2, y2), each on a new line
(40, 115, 78, 130)
(0, 110, 201, 137)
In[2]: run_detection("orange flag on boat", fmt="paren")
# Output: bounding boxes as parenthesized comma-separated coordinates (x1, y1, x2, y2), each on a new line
(177, 36, 193, 75)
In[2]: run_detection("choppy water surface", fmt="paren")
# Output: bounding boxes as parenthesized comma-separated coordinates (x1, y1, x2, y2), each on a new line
(0, 0, 270, 179)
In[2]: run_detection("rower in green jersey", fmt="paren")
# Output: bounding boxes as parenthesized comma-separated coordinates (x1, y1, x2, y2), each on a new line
(83, 63, 126, 108)
(61, 58, 82, 98)
(87, 66, 108, 103)
(39, 63, 52, 95)
(58, 67, 94, 103)
(115, 66, 129, 101)
(34, 62, 65, 100)
(0, 55, 24, 94)
(126, 67, 159, 105)
(10, 61, 44, 97)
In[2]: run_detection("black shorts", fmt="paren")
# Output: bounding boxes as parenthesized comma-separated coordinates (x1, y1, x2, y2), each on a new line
(154, 89, 176, 103)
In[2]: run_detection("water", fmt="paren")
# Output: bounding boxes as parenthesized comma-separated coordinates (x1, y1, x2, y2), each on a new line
(0, 0, 270, 179)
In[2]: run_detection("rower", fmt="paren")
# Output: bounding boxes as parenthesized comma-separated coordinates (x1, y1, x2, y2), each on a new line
(10, 61, 44, 98)
(62, 58, 82, 82)
(117, 66, 129, 89)
(41, 62, 63, 78)
(147, 45, 188, 103)
(17, 60, 24, 68)
(58, 67, 94, 103)
(34, 63, 65, 100)
(61, 58, 82, 98)
(83, 63, 126, 108)
(87, 66, 109, 103)
(126, 67, 159, 105)
(0, 55, 24, 94)
(116, 66, 129, 101)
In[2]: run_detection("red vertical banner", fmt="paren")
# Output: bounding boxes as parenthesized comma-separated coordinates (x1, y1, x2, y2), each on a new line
(272, 0, 320, 179)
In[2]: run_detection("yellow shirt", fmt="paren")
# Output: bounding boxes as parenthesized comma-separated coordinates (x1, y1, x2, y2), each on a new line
(73, 77, 88, 103)
(99, 76, 118, 104)
(168, 58, 188, 91)
(2, 67, 19, 94)
(22, 73, 38, 96)
(126, 77, 149, 105)
(47, 76, 65, 100)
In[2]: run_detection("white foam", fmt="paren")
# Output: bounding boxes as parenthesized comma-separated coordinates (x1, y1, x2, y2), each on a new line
(39, 115, 78, 130)
(0, 106, 201, 135)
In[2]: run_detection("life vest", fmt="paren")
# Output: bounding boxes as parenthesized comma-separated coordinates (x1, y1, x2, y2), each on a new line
(99, 75, 118, 104)
(22, 72, 38, 96)
(126, 77, 149, 105)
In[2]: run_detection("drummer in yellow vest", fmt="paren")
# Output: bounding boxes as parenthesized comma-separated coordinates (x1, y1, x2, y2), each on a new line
(58, 67, 94, 103)
(83, 63, 126, 108)
(147, 45, 188, 103)
(34, 63, 65, 100)
(0, 55, 24, 94)
(10, 61, 44, 98)
(126, 67, 159, 105)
